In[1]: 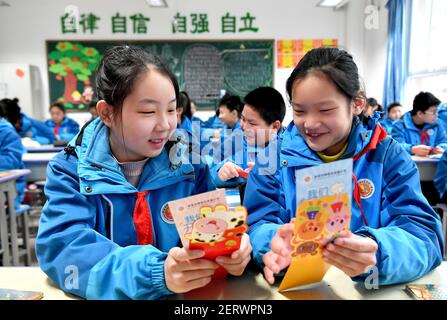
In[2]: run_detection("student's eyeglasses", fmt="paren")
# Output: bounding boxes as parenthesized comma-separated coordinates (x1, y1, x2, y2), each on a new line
(424, 110, 438, 116)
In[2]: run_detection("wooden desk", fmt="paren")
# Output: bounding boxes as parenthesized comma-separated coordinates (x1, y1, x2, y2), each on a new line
(0, 169, 31, 265)
(22, 152, 58, 182)
(412, 156, 440, 182)
(0, 262, 445, 300)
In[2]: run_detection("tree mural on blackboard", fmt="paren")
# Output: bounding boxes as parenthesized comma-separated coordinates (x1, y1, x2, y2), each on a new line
(48, 41, 101, 108)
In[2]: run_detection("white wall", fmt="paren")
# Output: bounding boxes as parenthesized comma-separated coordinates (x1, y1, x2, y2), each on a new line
(0, 0, 388, 124)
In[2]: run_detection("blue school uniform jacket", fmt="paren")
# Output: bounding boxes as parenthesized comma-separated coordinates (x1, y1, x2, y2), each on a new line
(380, 117, 398, 135)
(244, 115, 444, 285)
(438, 103, 447, 130)
(0, 118, 25, 206)
(45, 117, 80, 141)
(210, 132, 282, 188)
(177, 116, 192, 134)
(35, 118, 216, 300)
(21, 113, 56, 144)
(392, 112, 447, 153)
(434, 151, 447, 199)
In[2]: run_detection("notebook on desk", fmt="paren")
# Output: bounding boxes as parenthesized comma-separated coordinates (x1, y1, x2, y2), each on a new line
(0, 288, 44, 300)
(405, 284, 447, 300)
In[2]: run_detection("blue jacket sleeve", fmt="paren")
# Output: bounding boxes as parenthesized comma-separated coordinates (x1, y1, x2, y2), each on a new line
(243, 165, 288, 266)
(391, 121, 412, 154)
(435, 124, 447, 150)
(210, 159, 246, 188)
(59, 119, 80, 141)
(36, 155, 174, 300)
(0, 127, 23, 170)
(434, 152, 447, 199)
(354, 140, 444, 285)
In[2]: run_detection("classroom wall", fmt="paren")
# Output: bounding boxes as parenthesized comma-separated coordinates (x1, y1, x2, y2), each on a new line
(0, 0, 388, 125)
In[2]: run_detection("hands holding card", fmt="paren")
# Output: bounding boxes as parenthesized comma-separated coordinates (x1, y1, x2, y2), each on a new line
(166, 190, 251, 293)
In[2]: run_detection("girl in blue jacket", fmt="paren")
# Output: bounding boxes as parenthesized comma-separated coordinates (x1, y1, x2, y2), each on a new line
(244, 47, 443, 286)
(36, 46, 252, 300)
(45, 102, 80, 142)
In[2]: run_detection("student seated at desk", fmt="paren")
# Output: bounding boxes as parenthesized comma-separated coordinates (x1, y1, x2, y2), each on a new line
(0, 98, 55, 144)
(438, 102, 447, 131)
(88, 100, 99, 121)
(211, 87, 285, 188)
(392, 92, 447, 157)
(189, 99, 204, 127)
(36, 46, 252, 300)
(215, 94, 243, 163)
(363, 97, 383, 119)
(434, 151, 447, 203)
(244, 48, 444, 286)
(45, 102, 80, 142)
(176, 91, 192, 134)
(0, 104, 25, 208)
(380, 102, 402, 135)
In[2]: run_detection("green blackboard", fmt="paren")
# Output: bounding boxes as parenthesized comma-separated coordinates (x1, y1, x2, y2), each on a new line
(46, 40, 274, 111)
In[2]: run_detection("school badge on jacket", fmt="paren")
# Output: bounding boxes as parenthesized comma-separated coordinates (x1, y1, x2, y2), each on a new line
(160, 202, 175, 224)
(358, 178, 375, 199)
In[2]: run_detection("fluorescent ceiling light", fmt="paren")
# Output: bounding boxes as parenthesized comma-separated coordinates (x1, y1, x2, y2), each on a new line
(145, 0, 168, 7)
(317, 0, 349, 9)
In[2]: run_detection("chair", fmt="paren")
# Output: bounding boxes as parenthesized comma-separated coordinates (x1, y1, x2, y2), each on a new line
(432, 203, 447, 260)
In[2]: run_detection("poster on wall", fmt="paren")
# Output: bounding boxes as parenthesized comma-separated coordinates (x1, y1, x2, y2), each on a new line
(277, 39, 338, 68)
(46, 40, 274, 111)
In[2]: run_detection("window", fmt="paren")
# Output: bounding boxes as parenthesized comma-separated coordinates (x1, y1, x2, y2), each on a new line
(404, 0, 447, 109)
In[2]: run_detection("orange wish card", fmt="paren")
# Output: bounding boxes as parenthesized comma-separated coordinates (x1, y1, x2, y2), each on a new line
(168, 189, 227, 248)
(187, 205, 248, 260)
(279, 159, 353, 291)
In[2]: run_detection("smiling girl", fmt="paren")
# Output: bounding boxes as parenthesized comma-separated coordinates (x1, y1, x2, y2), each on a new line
(36, 46, 251, 300)
(244, 47, 443, 286)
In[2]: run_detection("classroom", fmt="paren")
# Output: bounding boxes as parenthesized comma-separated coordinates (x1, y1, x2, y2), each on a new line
(0, 0, 446, 303)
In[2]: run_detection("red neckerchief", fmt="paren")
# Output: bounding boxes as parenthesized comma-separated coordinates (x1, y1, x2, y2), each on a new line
(133, 191, 153, 245)
(418, 129, 429, 145)
(352, 125, 388, 226)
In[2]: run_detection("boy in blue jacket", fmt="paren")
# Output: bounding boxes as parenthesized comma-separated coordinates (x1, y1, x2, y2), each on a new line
(45, 102, 80, 142)
(380, 102, 402, 135)
(0, 102, 26, 207)
(36, 46, 252, 300)
(244, 48, 443, 286)
(211, 87, 285, 188)
(392, 92, 447, 157)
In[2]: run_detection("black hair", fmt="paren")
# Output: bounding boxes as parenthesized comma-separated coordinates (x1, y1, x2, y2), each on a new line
(387, 102, 402, 114)
(49, 102, 66, 113)
(218, 94, 243, 117)
(88, 100, 98, 109)
(411, 91, 441, 116)
(95, 45, 179, 120)
(243, 87, 286, 124)
(286, 48, 365, 119)
(366, 97, 383, 113)
(0, 98, 22, 129)
(178, 91, 192, 120)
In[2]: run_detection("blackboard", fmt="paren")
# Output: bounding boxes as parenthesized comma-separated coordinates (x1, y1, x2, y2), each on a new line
(46, 40, 274, 111)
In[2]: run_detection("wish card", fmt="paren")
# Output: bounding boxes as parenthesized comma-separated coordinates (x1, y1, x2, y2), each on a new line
(168, 189, 227, 248)
(279, 159, 353, 291)
(187, 205, 248, 259)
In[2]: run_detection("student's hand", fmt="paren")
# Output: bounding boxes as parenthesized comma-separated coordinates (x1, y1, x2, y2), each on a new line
(432, 146, 444, 154)
(216, 233, 252, 276)
(55, 134, 61, 141)
(262, 222, 295, 285)
(411, 145, 432, 157)
(164, 247, 219, 293)
(246, 162, 255, 173)
(212, 129, 221, 140)
(218, 162, 244, 181)
(321, 230, 378, 278)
